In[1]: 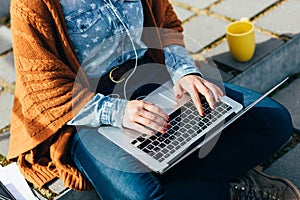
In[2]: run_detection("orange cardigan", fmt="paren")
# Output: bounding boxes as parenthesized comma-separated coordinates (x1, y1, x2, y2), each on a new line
(8, 0, 184, 190)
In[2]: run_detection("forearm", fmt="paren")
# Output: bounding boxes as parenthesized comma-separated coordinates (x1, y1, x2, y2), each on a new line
(68, 93, 128, 128)
(164, 45, 202, 84)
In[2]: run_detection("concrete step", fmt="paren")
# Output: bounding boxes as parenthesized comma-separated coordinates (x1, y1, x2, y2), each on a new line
(0, 25, 12, 54)
(264, 143, 300, 189)
(263, 76, 300, 189)
(273, 78, 300, 131)
(0, 131, 9, 157)
(0, 0, 10, 19)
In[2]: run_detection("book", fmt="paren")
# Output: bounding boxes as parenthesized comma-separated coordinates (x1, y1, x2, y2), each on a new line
(0, 163, 37, 200)
(0, 181, 16, 200)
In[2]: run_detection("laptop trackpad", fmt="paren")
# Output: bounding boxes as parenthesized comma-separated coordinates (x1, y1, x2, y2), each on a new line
(144, 82, 190, 115)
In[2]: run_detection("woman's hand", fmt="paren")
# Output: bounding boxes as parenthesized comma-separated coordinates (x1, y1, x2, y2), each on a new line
(174, 75, 225, 116)
(122, 100, 170, 135)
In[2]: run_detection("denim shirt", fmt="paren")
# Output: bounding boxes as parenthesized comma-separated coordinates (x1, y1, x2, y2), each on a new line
(60, 0, 201, 128)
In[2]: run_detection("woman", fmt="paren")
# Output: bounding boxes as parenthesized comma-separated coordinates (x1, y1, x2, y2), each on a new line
(8, 0, 300, 199)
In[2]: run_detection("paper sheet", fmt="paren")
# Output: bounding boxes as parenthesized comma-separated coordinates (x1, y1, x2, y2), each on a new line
(0, 163, 37, 200)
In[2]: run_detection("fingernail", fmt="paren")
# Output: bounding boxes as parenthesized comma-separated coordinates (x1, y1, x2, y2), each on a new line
(166, 116, 170, 122)
(150, 131, 155, 135)
(161, 128, 167, 133)
(166, 124, 171, 129)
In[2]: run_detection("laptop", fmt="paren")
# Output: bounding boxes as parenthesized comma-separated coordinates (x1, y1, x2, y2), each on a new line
(98, 77, 288, 174)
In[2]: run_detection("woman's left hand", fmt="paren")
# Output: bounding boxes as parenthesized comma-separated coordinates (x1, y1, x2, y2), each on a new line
(174, 75, 225, 116)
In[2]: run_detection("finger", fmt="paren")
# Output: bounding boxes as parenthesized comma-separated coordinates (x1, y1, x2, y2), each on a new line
(139, 109, 168, 128)
(143, 102, 169, 121)
(215, 85, 225, 97)
(203, 82, 225, 102)
(177, 79, 204, 115)
(194, 82, 216, 110)
(130, 121, 155, 135)
(173, 83, 185, 99)
(134, 115, 167, 134)
(187, 86, 204, 116)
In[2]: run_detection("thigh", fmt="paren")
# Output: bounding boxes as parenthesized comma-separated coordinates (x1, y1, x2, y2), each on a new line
(71, 128, 230, 200)
(71, 128, 165, 200)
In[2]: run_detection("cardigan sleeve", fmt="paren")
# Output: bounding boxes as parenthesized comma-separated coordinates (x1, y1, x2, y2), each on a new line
(164, 45, 202, 84)
(8, 0, 94, 159)
(7, 0, 95, 190)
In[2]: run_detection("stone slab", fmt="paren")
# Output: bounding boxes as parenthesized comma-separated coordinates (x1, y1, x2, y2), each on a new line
(0, 0, 10, 18)
(46, 175, 101, 200)
(48, 179, 68, 196)
(273, 78, 300, 131)
(0, 52, 15, 83)
(174, 0, 218, 9)
(0, 131, 9, 157)
(211, 32, 284, 71)
(229, 33, 300, 93)
(264, 143, 300, 189)
(183, 15, 228, 53)
(0, 92, 14, 130)
(55, 189, 100, 200)
(173, 6, 194, 22)
(255, 0, 300, 35)
(211, 0, 278, 20)
(0, 25, 12, 54)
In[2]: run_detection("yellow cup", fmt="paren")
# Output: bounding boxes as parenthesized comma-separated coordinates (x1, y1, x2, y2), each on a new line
(226, 18, 255, 62)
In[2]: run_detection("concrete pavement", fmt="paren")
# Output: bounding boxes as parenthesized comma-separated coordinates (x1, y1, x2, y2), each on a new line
(1, 0, 300, 199)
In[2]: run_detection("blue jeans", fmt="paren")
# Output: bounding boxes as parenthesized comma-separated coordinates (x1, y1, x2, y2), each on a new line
(71, 83, 293, 200)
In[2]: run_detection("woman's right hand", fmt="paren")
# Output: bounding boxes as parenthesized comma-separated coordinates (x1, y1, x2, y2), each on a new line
(122, 100, 170, 135)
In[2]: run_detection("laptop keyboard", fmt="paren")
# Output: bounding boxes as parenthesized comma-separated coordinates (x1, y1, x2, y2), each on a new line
(130, 96, 232, 163)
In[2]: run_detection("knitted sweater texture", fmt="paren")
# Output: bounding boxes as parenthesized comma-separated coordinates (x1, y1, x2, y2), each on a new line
(8, 0, 184, 190)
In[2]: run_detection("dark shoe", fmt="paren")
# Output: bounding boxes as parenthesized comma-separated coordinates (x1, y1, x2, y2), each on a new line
(229, 169, 300, 200)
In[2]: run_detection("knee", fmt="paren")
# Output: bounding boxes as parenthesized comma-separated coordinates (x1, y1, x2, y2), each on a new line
(260, 100, 293, 144)
(276, 104, 293, 138)
(100, 172, 166, 200)
(259, 97, 292, 126)
(271, 101, 293, 132)
(129, 183, 165, 200)
(124, 173, 165, 200)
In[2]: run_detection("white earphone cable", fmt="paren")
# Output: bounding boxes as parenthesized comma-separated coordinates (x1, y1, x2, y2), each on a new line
(105, 0, 138, 100)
